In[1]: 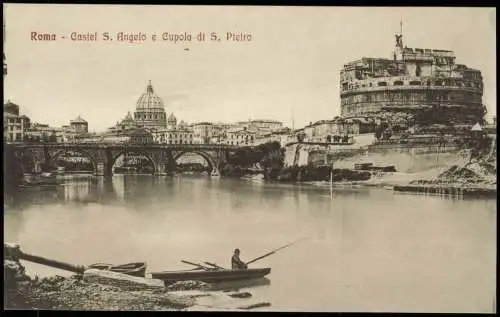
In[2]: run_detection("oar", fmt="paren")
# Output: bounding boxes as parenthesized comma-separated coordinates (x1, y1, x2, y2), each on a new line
(203, 261, 226, 270)
(245, 237, 308, 266)
(181, 260, 211, 271)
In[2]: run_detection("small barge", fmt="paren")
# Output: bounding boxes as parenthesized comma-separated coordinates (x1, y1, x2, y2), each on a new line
(393, 184, 497, 198)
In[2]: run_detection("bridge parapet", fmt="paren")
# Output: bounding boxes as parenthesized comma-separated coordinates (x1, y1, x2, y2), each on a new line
(8, 142, 254, 151)
(8, 142, 244, 176)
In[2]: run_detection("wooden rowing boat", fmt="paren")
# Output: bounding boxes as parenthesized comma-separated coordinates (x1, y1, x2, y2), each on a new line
(150, 268, 271, 284)
(87, 262, 147, 278)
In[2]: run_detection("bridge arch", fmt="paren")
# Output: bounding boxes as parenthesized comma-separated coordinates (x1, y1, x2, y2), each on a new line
(173, 151, 218, 172)
(111, 150, 157, 175)
(48, 149, 98, 173)
(16, 153, 35, 174)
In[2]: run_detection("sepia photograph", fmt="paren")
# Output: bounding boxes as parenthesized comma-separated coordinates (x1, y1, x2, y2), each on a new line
(3, 4, 497, 313)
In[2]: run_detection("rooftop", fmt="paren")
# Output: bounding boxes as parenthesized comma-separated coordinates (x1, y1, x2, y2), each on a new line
(70, 115, 87, 124)
(193, 122, 213, 126)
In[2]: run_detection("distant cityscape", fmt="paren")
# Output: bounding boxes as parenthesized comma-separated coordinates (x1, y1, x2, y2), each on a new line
(3, 24, 496, 150)
(4, 78, 373, 148)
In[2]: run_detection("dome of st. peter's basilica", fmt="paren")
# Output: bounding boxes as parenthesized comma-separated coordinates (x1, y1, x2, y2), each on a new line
(134, 80, 167, 128)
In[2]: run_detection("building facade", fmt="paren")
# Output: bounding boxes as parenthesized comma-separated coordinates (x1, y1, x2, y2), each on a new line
(301, 118, 373, 143)
(25, 123, 60, 143)
(153, 128, 194, 145)
(192, 122, 216, 144)
(224, 127, 256, 146)
(4, 101, 31, 142)
(340, 29, 485, 126)
(236, 119, 284, 132)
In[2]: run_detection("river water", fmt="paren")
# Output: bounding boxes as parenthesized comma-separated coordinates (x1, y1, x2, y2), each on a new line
(4, 175, 497, 313)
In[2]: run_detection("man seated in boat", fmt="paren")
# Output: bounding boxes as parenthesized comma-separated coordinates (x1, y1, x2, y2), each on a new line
(231, 249, 248, 270)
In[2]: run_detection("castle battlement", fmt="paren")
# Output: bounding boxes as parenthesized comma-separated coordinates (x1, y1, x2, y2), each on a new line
(339, 24, 485, 126)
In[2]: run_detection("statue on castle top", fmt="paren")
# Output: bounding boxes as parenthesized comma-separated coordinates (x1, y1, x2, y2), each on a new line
(395, 34, 403, 48)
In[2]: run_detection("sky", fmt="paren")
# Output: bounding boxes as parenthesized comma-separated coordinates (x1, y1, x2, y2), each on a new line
(3, 5, 496, 132)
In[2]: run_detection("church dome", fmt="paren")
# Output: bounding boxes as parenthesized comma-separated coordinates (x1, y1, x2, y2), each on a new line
(136, 81, 164, 110)
(124, 111, 133, 122)
(168, 113, 177, 123)
(71, 115, 87, 124)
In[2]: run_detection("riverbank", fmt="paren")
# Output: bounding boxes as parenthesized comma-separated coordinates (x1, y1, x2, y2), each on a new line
(239, 159, 496, 195)
(4, 252, 192, 310)
(4, 244, 272, 311)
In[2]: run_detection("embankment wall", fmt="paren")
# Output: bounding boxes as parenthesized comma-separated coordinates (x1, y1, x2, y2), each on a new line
(332, 145, 469, 173)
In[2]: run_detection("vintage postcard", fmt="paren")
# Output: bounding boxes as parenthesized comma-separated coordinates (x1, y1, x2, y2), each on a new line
(3, 4, 496, 313)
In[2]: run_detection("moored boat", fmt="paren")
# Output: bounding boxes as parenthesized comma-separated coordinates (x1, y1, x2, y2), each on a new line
(151, 268, 271, 284)
(23, 172, 61, 187)
(19, 183, 59, 189)
(87, 262, 147, 278)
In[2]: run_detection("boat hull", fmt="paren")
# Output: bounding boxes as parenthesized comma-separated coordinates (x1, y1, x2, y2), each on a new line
(87, 262, 147, 278)
(151, 268, 271, 284)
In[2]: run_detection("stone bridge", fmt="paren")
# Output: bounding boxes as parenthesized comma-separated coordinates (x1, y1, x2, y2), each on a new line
(7, 143, 251, 177)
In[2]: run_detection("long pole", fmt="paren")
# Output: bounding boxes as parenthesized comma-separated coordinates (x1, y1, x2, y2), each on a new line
(203, 261, 226, 270)
(9, 248, 85, 274)
(245, 237, 308, 266)
(330, 161, 333, 197)
(436, 139, 440, 167)
(400, 16, 403, 36)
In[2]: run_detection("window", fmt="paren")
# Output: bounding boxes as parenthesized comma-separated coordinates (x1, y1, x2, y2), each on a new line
(409, 81, 421, 86)
(378, 82, 387, 87)
(393, 80, 404, 86)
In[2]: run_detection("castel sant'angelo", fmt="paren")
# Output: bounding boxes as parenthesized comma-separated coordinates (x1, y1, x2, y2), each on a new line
(339, 22, 486, 127)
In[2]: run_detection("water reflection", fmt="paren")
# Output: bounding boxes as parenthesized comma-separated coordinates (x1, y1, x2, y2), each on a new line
(3, 175, 496, 313)
(60, 180, 91, 202)
(210, 277, 271, 291)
